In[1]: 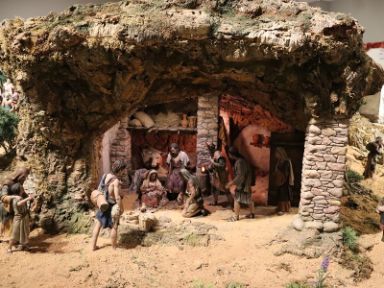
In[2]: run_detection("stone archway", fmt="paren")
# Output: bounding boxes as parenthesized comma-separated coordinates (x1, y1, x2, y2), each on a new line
(0, 0, 383, 231)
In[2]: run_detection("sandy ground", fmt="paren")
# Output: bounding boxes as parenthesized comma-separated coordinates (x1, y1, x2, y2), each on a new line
(356, 234, 384, 288)
(1, 203, 383, 288)
(1, 143, 384, 288)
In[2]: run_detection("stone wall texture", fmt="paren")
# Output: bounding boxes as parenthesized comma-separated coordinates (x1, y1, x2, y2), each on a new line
(296, 118, 349, 232)
(196, 94, 219, 169)
(109, 118, 131, 187)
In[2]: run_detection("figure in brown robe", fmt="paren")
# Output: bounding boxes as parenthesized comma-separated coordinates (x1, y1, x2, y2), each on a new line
(207, 149, 233, 207)
(226, 147, 255, 221)
(364, 137, 383, 179)
(274, 147, 294, 215)
(166, 143, 190, 204)
(0, 167, 30, 240)
(179, 169, 208, 218)
(7, 183, 35, 253)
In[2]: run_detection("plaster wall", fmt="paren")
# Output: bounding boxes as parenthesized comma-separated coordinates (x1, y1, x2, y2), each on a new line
(360, 48, 384, 122)
(359, 92, 380, 122)
(367, 48, 384, 68)
(380, 86, 384, 124)
(234, 125, 271, 206)
(234, 125, 271, 171)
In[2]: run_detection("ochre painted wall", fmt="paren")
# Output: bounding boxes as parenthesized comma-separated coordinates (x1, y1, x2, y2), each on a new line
(234, 125, 271, 206)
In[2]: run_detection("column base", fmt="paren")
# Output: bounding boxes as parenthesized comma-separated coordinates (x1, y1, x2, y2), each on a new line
(292, 214, 341, 233)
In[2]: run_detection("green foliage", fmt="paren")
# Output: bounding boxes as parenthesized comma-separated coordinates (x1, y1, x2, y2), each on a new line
(342, 226, 359, 252)
(314, 272, 327, 288)
(191, 280, 215, 288)
(313, 256, 330, 288)
(226, 282, 245, 288)
(341, 249, 373, 282)
(286, 282, 310, 288)
(346, 169, 364, 183)
(67, 212, 92, 234)
(286, 257, 330, 288)
(0, 107, 19, 153)
(0, 70, 6, 87)
(184, 233, 205, 247)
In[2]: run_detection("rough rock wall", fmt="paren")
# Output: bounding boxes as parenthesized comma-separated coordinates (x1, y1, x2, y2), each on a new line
(109, 118, 131, 186)
(0, 0, 382, 230)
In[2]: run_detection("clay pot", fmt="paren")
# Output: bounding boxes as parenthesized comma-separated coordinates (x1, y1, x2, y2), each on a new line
(263, 136, 270, 147)
(188, 116, 197, 128)
(181, 113, 188, 128)
(1, 195, 13, 212)
(90, 190, 109, 212)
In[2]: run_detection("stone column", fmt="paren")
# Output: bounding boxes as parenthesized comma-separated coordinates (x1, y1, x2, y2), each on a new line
(196, 94, 219, 169)
(294, 118, 348, 232)
(110, 118, 131, 187)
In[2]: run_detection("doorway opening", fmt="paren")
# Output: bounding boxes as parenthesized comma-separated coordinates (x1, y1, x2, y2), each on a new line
(97, 93, 306, 213)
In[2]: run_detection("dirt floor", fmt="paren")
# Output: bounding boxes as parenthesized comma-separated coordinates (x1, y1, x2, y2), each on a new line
(1, 200, 384, 288)
(2, 139, 384, 288)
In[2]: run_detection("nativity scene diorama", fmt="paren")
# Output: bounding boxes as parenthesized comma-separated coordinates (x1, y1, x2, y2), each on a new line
(1, 0, 384, 287)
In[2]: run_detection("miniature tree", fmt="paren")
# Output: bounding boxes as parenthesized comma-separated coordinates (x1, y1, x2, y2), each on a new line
(0, 70, 6, 87)
(0, 106, 19, 154)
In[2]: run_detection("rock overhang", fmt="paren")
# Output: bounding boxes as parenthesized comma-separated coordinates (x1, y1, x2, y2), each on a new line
(0, 0, 383, 134)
